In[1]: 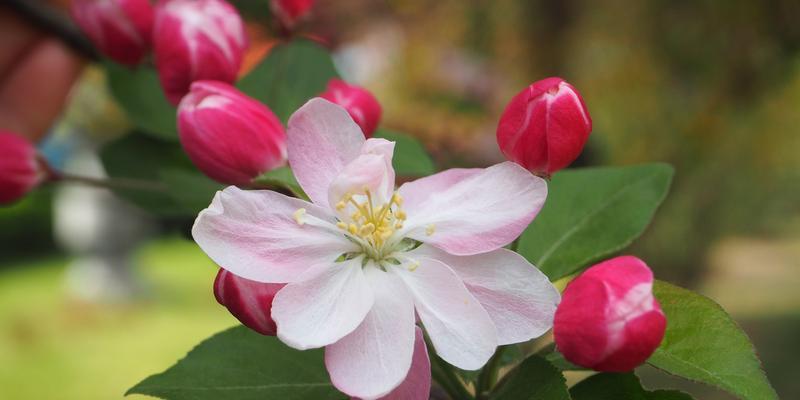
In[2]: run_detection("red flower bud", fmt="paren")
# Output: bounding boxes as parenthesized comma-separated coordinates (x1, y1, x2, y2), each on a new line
(177, 81, 287, 185)
(319, 79, 382, 138)
(214, 268, 285, 336)
(553, 256, 666, 372)
(270, 0, 315, 30)
(0, 132, 44, 205)
(71, 0, 155, 66)
(496, 77, 592, 176)
(153, 0, 247, 105)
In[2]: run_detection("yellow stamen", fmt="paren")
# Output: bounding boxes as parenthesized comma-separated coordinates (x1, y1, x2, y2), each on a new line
(408, 261, 420, 272)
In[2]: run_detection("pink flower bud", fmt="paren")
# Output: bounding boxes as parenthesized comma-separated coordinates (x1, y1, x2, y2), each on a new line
(269, 0, 315, 30)
(0, 132, 44, 205)
(496, 77, 592, 176)
(214, 268, 285, 336)
(553, 256, 666, 372)
(153, 0, 247, 105)
(319, 79, 382, 138)
(177, 81, 287, 185)
(71, 0, 155, 66)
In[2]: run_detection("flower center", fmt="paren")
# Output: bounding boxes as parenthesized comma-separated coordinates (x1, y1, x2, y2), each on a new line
(334, 189, 406, 261)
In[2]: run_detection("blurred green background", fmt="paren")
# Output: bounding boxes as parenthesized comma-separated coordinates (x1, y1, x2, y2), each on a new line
(1, 0, 799, 399)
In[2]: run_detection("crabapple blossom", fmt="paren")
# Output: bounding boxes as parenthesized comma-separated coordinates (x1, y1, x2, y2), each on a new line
(0, 132, 44, 205)
(153, 0, 247, 104)
(177, 81, 286, 185)
(319, 79, 382, 138)
(71, 0, 155, 66)
(553, 255, 667, 372)
(496, 77, 592, 177)
(192, 98, 559, 399)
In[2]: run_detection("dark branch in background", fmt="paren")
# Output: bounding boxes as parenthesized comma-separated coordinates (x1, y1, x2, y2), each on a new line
(2, 0, 99, 61)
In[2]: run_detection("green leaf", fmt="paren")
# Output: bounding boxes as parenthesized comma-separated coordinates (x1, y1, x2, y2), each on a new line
(518, 163, 673, 281)
(570, 373, 693, 400)
(127, 326, 344, 400)
(105, 62, 178, 141)
(101, 132, 189, 216)
(160, 169, 223, 214)
(544, 350, 587, 372)
(239, 39, 339, 122)
(490, 355, 570, 400)
(252, 166, 307, 199)
(648, 281, 777, 400)
(374, 130, 436, 177)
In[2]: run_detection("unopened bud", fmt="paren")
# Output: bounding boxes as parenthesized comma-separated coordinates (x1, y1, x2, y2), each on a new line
(319, 79, 382, 138)
(496, 77, 592, 176)
(153, 0, 247, 104)
(0, 132, 44, 205)
(214, 268, 285, 336)
(554, 256, 666, 372)
(71, 0, 155, 66)
(177, 81, 286, 185)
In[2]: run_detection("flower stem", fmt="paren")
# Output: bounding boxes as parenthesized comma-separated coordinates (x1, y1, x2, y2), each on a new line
(475, 345, 507, 399)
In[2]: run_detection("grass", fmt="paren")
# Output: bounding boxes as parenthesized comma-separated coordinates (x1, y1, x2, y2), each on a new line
(0, 237, 235, 400)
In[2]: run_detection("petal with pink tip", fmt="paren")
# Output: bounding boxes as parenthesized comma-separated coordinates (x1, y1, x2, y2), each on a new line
(326, 266, 415, 399)
(272, 258, 374, 350)
(410, 245, 560, 345)
(287, 98, 366, 206)
(399, 162, 547, 256)
(192, 186, 356, 283)
(393, 258, 497, 370)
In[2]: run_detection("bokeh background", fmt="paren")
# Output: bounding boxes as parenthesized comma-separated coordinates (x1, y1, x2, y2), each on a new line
(1, 0, 798, 399)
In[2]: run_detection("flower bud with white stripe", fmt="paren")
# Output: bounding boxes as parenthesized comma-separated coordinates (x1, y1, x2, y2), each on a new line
(554, 256, 666, 372)
(71, 0, 155, 65)
(496, 77, 592, 177)
(153, 0, 247, 104)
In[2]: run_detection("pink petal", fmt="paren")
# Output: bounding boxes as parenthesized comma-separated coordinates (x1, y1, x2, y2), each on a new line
(393, 258, 497, 370)
(410, 245, 560, 345)
(192, 186, 356, 283)
(326, 266, 415, 399)
(376, 327, 431, 400)
(327, 139, 396, 212)
(398, 162, 547, 256)
(272, 258, 374, 350)
(287, 98, 366, 207)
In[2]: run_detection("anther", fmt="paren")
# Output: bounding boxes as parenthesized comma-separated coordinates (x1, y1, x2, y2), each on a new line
(293, 208, 307, 225)
(336, 221, 348, 230)
(360, 223, 376, 235)
(348, 224, 358, 235)
(396, 210, 407, 220)
(335, 201, 346, 211)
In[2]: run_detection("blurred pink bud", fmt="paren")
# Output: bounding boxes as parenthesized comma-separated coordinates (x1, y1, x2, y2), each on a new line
(214, 268, 285, 336)
(270, 0, 314, 30)
(320, 79, 382, 138)
(178, 81, 287, 185)
(496, 77, 592, 177)
(554, 256, 666, 372)
(0, 132, 44, 205)
(153, 0, 247, 105)
(71, 0, 155, 66)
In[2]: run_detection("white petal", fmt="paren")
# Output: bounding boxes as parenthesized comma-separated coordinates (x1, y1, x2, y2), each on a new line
(393, 258, 497, 370)
(325, 266, 415, 399)
(272, 258, 374, 350)
(192, 186, 356, 283)
(411, 245, 560, 345)
(287, 98, 366, 206)
(398, 162, 547, 256)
